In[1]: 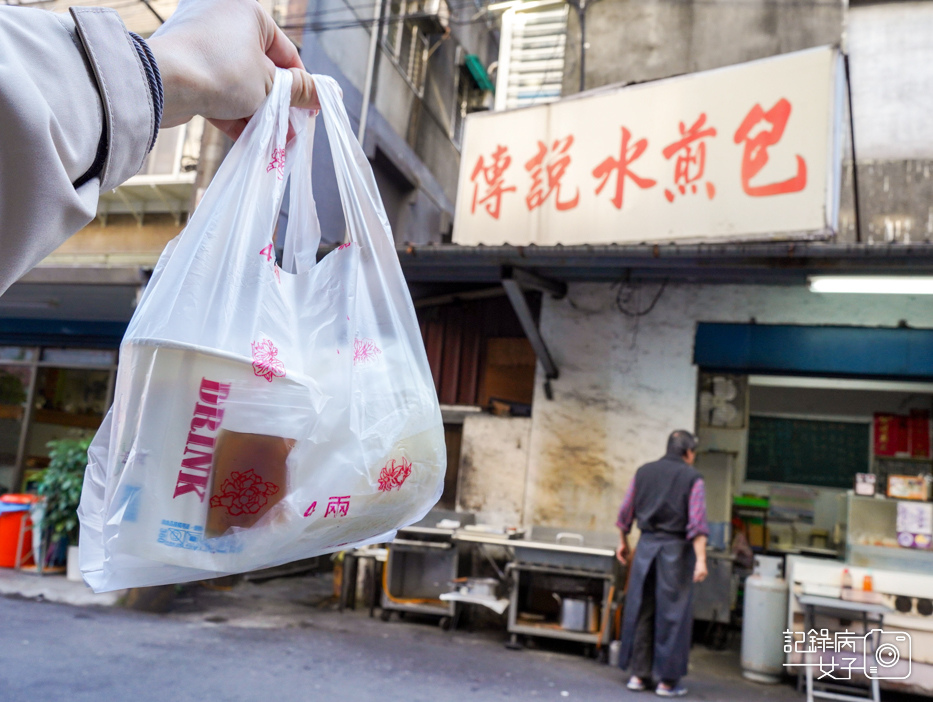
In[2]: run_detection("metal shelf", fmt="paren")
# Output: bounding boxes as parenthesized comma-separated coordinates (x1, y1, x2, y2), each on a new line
(506, 560, 613, 650)
(510, 620, 601, 644)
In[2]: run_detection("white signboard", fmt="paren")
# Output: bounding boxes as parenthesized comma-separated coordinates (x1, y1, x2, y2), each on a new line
(453, 47, 844, 246)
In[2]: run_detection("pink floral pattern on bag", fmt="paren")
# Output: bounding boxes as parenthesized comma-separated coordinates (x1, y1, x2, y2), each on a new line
(377, 458, 412, 492)
(209, 469, 280, 516)
(267, 147, 286, 180)
(252, 339, 285, 382)
(353, 337, 381, 366)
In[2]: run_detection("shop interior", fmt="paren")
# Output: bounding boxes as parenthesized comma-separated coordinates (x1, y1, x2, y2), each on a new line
(695, 371, 933, 696)
(697, 372, 933, 555)
(0, 346, 114, 495)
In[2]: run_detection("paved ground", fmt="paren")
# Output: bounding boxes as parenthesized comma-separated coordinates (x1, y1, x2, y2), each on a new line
(0, 569, 811, 702)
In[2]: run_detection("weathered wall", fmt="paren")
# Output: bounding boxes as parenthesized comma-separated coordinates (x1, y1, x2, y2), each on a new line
(44, 214, 181, 267)
(456, 415, 531, 527)
(848, 2, 933, 162)
(522, 282, 933, 531)
(562, 0, 843, 94)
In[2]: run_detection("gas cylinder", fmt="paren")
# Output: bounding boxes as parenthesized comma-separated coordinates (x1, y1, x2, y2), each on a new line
(741, 555, 789, 684)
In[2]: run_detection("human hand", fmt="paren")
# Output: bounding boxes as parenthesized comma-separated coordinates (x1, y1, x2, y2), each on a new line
(693, 559, 708, 583)
(148, 0, 320, 141)
(616, 543, 630, 565)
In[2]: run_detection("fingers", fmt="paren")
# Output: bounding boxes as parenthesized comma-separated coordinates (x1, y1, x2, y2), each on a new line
(209, 117, 249, 142)
(266, 20, 305, 70)
(289, 68, 320, 110)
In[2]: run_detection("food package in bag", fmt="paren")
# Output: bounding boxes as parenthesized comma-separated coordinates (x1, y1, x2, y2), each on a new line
(77, 72, 446, 591)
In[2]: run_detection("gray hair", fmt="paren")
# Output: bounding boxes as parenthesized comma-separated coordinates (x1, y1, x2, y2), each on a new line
(667, 430, 698, 457)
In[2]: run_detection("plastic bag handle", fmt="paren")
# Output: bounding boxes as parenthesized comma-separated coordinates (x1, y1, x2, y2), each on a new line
(282, 113, 322, 275)
(310, 75, 394, 252)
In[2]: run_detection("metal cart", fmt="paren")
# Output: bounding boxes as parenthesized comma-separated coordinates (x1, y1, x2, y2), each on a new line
(454, 527, 616, 652)
(506, 528, 617, 652)
(380, 509, 475, 627)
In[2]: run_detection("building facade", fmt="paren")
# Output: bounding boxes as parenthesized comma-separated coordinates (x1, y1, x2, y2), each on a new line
(406, 0, 933, 535)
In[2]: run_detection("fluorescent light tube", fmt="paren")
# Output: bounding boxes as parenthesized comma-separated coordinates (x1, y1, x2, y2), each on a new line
(808, 276, 933, 294)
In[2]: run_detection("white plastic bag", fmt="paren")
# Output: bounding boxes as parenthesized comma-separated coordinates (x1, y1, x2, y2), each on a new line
(78, 72, 446, 592)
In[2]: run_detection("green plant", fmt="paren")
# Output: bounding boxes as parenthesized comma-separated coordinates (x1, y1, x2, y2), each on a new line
(36, 437, 91, 546)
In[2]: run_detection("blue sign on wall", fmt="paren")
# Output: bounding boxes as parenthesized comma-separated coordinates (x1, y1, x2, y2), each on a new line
(695, 322, 933, 379)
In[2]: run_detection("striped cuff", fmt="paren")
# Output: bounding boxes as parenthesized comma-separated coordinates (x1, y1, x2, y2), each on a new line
(129, 32, 163, 152)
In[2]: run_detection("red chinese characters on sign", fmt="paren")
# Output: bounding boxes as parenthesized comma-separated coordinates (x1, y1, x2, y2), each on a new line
(470, 145, 517, 219)
(733, 98, 807, 197)
(378, 458, 413, 492)
(303, 501, 317, 517)
(524, 136, 580, 211)
(325, 495, 351, 518)
(592, 127, 657, 210)
(662, 113, 717, 202)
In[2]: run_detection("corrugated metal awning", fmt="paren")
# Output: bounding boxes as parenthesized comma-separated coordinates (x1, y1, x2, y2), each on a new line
(391, 242, 933, 285)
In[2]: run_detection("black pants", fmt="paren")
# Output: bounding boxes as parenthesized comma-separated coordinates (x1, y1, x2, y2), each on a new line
(628, 563, 678, 687)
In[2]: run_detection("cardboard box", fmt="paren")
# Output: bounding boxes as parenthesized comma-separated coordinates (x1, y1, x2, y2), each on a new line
(887, 475, 930, 501)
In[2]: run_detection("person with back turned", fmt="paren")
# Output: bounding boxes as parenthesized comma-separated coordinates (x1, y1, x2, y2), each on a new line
(615, 430, 709, 698)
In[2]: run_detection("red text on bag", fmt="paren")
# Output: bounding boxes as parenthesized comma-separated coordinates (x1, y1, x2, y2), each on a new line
(172, 378, 232, 501)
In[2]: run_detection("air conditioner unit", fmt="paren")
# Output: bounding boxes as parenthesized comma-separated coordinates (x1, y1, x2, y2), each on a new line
(409, 0, 449, 33)
(467, 90, 494, 112)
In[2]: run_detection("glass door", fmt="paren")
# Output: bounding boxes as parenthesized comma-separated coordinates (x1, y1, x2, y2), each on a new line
(0, 347, 38, 494)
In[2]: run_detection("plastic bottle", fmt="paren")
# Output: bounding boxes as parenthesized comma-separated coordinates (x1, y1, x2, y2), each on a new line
(863, 572, 873, 592)
(841, 568, 853, 592)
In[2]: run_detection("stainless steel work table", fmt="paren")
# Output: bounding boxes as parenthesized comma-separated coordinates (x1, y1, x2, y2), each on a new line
(453, 529, 617, 652)
(795, 594, 893, 702)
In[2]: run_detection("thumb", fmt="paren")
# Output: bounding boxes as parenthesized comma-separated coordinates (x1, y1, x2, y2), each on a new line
(289, 68, 320, 111)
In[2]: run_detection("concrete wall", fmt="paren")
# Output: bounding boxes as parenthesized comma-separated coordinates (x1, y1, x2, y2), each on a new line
(848, 2, 933, 162)
(457, 415, 531, 527)
(520, 282, 933, 532)
(562, 0, 843, 94)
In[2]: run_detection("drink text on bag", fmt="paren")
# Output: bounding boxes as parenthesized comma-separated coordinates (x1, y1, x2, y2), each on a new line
(172, 378, 231, 501)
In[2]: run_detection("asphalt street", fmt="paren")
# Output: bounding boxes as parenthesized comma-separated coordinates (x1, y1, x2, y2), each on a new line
(0, 581, 809, 702)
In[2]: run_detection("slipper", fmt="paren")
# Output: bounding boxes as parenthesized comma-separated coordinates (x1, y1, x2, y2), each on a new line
(655, 684, 687, 697)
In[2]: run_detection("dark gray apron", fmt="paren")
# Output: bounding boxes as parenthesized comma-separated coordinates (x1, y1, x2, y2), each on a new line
(618, 531, 696, 681)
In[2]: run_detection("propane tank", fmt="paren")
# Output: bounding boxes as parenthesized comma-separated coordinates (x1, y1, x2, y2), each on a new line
(741, 555, 789, 684)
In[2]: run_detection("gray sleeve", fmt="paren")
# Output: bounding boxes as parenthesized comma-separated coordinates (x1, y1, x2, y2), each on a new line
(0, 6, 156, 296)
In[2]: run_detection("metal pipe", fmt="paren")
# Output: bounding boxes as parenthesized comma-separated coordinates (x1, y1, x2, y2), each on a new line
(577, 0, 586, 92)
(844, 53, 862, 244)
(358, 0, 386, 145)
(501, 273, 559, 381)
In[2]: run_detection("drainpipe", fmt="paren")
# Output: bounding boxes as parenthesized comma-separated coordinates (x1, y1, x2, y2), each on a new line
(567, 0, 592, 92)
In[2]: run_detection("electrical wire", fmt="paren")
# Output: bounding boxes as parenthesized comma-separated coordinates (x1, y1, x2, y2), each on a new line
(614, 279, 668, 317)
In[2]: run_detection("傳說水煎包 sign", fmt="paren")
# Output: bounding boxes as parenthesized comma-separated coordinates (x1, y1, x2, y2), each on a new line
(453, 46, 845, 246)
